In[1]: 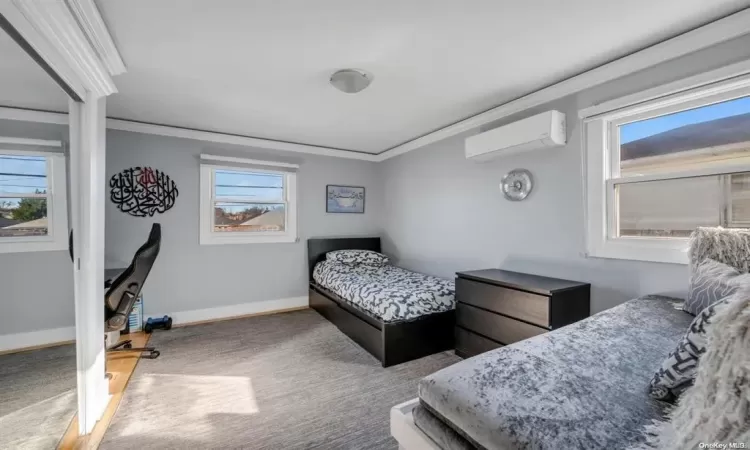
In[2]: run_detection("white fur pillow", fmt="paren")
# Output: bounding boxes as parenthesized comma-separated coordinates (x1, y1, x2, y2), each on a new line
(636, 284, 750, 449)
(688, 227, 750, 273)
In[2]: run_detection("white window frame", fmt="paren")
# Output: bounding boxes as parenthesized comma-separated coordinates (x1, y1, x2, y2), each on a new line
(0, 148, 69, 254)
(581, 65, 750, 265)
(725, 174, 750, 228)
(199, 156, 298, 245)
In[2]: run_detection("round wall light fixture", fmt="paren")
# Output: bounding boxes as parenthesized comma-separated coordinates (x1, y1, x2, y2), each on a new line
(501, 169, 534, 201)
(330, 69, 372, 94)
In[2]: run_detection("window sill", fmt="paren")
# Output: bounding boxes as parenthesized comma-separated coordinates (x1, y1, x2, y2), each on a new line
(0, 240, 68, 254)
(199, 234, 299, 246)
(587, 238, 689, 265)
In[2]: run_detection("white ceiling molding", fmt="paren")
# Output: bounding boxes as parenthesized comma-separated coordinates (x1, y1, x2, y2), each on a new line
(0, 0, 87, 100)
(0, 0, 119, 98)
(0, 106, 377, 160)
(375, 7, 750, 162)
(105, 119, 380, 161)
(0, 106, 69, 124)
(65, 0, 126, 75)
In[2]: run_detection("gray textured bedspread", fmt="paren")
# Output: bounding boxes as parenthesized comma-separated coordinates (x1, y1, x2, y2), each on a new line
(418, 296, 692, 450)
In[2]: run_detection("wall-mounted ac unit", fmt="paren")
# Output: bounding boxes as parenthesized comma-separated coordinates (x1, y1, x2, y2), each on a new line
(465, 110, 566, 161)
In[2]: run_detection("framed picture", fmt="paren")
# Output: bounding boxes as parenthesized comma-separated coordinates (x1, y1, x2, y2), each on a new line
(327, 185, 365, 213)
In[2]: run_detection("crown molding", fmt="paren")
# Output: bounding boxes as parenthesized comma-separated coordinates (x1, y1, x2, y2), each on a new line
(0, 1, 87, 100)
(66, 0, 126, 75)
(0, 0, 119, 99)
(106, 119, 380, 161)
(13, 0, 118, 96)
(0, 106, 69, 124)
(0, 107, 379, 161)
(376, 7, 750, 161)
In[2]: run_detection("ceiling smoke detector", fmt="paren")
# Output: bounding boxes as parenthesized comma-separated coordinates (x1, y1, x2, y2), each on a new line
(330, 69, 372, 94)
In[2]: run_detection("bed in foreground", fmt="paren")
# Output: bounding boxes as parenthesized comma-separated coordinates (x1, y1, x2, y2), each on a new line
(308, 237, 456, 367)
(391, 295, 694, 449)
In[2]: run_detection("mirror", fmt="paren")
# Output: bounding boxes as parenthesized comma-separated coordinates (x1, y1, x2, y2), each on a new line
(0, 22, 78, 449)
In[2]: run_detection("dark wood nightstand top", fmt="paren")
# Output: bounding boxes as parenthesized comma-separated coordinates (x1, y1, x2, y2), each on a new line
(456, 269, 590, 296)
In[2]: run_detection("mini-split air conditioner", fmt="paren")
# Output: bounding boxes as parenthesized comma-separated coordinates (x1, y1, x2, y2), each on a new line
(465, 110, 566, 161)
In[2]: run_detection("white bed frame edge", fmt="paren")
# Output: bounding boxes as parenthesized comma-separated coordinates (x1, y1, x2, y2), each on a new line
(390, 398, 442, 450)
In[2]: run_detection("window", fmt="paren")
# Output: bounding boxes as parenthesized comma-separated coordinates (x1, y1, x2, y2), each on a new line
(0, 149, 68, 253)
(583, 71, 750, 264)
(199, 155, 298, 245)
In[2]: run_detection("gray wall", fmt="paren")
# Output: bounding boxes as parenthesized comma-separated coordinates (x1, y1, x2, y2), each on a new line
(105, 130, 383, 316)
(5, 33, 750, 333)
(379, 34, 750, 313)
(0, 119, 73, 335)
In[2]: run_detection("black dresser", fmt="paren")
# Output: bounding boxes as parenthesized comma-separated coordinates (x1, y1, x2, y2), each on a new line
(455, 269, 590, 358)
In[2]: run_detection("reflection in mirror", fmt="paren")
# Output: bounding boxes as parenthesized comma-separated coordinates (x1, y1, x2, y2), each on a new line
(0, 23, 77, 450)
(0, 154, 48, 237)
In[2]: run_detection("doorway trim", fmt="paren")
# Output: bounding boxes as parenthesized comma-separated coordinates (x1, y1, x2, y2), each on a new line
(0, 0, 124, 435)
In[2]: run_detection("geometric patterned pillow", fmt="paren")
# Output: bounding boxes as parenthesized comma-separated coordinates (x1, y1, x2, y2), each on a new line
(684, 259, 750, 316)
(649, 297, 730, 402)
(326, 249, 389, 266)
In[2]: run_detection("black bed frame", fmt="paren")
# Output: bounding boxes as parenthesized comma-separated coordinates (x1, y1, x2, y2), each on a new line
(308, 237, 455, 367)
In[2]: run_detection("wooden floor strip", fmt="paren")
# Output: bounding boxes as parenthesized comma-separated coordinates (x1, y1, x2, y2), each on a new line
(57, 307, 308, 449)
(58, 332, 151, 450)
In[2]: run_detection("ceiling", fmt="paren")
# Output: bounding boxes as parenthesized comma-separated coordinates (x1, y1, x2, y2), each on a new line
(1, 1, 749, 154)
(0, 29, 69, 112)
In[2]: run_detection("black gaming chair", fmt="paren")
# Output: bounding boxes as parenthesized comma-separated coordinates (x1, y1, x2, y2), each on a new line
(106, 223, 162, 359)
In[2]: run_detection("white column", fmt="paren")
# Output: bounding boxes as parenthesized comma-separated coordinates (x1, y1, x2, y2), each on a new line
(69, 94, 109, 434)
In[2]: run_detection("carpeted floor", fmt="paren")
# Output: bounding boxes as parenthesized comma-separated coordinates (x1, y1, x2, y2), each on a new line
(0, 343, 77, 450)
(100, 309, 460, 449)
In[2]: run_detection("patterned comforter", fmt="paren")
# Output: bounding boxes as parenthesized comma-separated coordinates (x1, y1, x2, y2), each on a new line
(313, 261, 455, 322)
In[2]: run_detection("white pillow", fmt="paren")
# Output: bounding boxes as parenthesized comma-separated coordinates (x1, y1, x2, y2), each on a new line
(326, 249, 389, 265)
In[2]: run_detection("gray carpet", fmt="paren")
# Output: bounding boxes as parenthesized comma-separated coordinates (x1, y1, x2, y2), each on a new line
(100, 309, 460, 449)
(0, 343, 77, 450)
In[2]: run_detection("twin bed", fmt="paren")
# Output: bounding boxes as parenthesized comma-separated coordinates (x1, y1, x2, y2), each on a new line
(308, 237, 456, 367)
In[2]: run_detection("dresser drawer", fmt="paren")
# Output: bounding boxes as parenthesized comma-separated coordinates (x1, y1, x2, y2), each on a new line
(457, 302, 547, 345)
(456, 277, 550, 327)
(455, 326, 501, 358)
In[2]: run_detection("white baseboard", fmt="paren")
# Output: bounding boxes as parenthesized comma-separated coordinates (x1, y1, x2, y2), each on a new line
(0, 326, 76, 353)
(149, 296, 309, 326)
(0, 297, 309, 353)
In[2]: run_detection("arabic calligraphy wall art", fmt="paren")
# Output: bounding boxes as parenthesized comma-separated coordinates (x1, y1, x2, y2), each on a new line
(326, 185, 365, 213)
(110, 167, 179, 217)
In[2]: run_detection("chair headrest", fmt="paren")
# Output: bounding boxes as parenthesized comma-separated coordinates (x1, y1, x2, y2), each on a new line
(148, 223, 161, 241)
